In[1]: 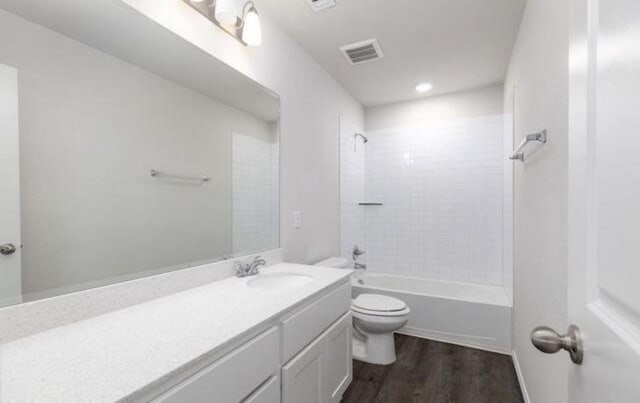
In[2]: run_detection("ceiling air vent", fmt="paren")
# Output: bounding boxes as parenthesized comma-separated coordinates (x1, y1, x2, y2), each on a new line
(306, 0, 336, 12)
(340, 39, 384, 65)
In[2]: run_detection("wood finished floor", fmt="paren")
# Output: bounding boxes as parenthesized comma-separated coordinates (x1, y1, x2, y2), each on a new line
(341, 334, 524, 403)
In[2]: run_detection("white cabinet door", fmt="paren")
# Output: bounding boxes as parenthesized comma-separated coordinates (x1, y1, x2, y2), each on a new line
(0, 64, 22, 305)
(567, 0, 640, 400)
(323, 313, 352, 403)
(282, 313, 352, 403)
(282, 331, 325, 403)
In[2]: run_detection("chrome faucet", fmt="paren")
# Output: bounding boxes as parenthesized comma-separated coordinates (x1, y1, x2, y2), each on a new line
(352, 246, 366, 270)
(234, 255, 266, 278)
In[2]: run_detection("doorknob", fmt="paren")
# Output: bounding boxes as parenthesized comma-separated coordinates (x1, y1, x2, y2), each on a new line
(531, 324, 583, 364)
(0, 243, 17, 255)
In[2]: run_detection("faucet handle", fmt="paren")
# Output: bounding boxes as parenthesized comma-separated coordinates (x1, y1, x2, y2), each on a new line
(352, 246, 365, 261)
(249, 255, 266, 275)
(234, 260, 247, 277)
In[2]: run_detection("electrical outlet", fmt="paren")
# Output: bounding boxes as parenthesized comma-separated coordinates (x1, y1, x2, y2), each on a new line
(293, 211, 302, 229)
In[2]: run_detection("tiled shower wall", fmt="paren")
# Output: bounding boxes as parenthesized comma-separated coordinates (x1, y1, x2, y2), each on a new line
(341, 115, 512, 287)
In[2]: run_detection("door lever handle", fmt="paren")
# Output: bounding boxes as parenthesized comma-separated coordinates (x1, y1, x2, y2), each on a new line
(531, 324, 583, 364)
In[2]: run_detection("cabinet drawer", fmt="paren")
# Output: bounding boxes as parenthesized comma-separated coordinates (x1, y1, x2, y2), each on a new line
(156, 327, 279, 403)
(243, 376, 280, 403)
(281, 282, 350, 362)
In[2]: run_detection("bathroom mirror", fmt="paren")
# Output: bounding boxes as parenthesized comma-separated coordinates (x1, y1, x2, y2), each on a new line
(0, 1, 280, 307)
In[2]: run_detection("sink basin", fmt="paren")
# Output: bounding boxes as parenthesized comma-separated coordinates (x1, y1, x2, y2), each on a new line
(246, 272, 314, 289)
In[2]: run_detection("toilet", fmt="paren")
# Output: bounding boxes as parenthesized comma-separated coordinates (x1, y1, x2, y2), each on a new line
(314, 257, 410, 365)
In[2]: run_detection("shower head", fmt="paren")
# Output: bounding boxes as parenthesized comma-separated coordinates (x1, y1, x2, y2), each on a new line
(355, 132, 369, 143)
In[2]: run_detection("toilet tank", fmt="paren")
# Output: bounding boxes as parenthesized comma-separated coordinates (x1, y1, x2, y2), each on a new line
(314, 257, 351, 269)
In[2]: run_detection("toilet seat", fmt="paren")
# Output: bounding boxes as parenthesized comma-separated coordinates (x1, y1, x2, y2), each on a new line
(351, 294, 410, 317)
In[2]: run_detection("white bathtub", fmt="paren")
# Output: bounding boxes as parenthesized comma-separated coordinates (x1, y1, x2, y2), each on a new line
(351, 273, 512, 353)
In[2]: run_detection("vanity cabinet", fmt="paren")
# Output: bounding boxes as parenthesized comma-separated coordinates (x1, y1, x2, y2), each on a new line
(151, 281, 352, 403)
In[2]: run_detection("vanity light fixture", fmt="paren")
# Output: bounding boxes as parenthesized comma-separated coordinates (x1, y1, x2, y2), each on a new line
(241, 2, 262, 46)
(185, 0, 262, 46)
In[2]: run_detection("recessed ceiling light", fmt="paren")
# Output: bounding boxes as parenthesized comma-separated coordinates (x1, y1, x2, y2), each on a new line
(415, 83, 433, 93)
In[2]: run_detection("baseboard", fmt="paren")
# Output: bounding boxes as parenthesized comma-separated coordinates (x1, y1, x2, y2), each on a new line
(397, 327, 510, 355)
(511, 349, 530, 403)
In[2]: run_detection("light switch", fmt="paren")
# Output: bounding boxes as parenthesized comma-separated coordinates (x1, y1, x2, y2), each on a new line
(293, 211, 302, 229)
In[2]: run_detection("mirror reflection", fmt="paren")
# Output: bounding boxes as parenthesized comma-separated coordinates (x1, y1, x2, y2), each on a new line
(0, 6, 279, 307)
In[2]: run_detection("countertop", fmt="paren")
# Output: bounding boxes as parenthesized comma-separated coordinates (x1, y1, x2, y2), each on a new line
(0, 263, 351, 402)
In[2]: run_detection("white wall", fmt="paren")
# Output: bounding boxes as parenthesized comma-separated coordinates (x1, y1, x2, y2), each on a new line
(365, 85, 504, 131)
(504, 0, 570, 401)
(0, 10, 274, 297)
(123, 0, 365, 264)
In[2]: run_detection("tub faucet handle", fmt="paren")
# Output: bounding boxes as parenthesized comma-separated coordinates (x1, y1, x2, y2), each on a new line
(353, 245, 365, 260)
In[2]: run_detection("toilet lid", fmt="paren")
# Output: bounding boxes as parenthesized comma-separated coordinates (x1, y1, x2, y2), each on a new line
(352, 294, 407, 312)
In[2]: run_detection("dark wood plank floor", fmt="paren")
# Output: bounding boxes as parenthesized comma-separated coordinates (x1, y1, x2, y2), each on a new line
(341, 334, 523, 403)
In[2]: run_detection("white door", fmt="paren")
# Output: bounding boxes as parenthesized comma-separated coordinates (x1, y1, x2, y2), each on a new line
(0, 64, 21, 305)
(566, 0, 640, 400)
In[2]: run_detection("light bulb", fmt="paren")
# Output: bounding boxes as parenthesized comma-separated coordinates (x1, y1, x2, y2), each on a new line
(415, 83, 433, 93)
(242, 7, 262, 46)
(215, 0, 238, 26)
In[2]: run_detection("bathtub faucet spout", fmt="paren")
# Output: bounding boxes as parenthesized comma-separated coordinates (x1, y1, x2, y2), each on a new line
(354, 262, 367, 270)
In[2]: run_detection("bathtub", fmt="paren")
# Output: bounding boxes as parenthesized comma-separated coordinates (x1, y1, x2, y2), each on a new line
(351, 273, 512, 353)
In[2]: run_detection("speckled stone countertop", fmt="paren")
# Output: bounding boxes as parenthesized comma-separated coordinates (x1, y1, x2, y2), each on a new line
(0, 264, 351, 403)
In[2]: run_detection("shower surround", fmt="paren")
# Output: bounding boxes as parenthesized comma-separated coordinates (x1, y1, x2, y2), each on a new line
(340, 115, 513, 293)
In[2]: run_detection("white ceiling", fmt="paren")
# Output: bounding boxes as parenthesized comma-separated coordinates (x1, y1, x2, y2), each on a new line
(259, 0, 525, 107)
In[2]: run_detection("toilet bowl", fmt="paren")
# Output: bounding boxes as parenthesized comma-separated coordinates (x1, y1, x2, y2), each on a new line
(314, 257, 410, 365)
(351, 293, 410, 365)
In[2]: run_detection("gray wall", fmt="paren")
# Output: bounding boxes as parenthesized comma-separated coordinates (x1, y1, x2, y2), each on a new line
(0, 10, 274, 297)
(504, 0, 570, 400)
